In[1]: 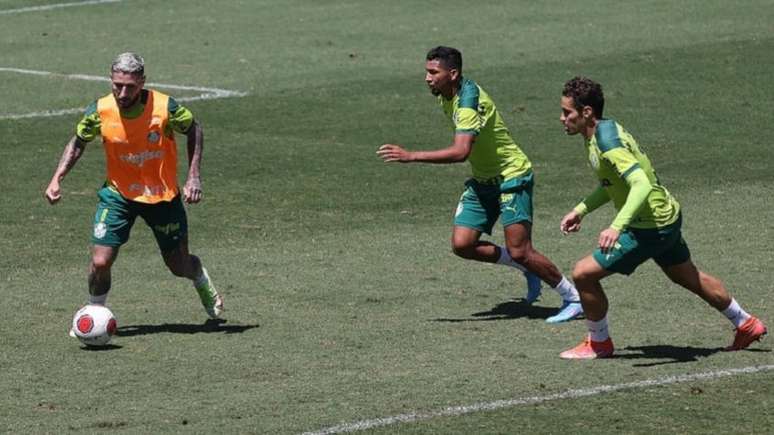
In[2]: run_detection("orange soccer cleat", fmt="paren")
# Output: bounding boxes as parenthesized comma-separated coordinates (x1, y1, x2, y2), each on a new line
(560, 336, 614, 359)
(725, 316, 767, 351)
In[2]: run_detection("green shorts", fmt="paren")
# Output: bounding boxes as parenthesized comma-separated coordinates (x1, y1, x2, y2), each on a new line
(453, 172, 534, 235)
(92, 186, 188, 253)
(593, 214, 691, 275)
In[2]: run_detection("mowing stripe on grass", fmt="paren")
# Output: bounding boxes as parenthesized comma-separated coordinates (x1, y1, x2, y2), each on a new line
(303, 364, 774, 434)
(0, 67, 248, 120)
(0, 0, 123, 15)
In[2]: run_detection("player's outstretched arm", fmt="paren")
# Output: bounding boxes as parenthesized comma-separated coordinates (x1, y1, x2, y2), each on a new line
(377, 133, 474, 164)
(45, 135, 86, 205)
(183, 120, 203, 204)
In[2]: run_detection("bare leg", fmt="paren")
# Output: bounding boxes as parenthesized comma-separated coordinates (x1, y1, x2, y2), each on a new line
(571, 255, 614, 321)
(451, 225, 499, 262)
(89, 245, 119, 296)
(503, 222, 563, 287)
(162, 237, 202, 280)
(661, 260, 731, 310)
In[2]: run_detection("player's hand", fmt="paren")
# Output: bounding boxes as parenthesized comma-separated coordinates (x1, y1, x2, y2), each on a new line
(560, 211, 582, 234)
(377, 144, 413, 163)
(598, 227, 620, 253)
(45, 179, 62, 205)
(183, 177, 202, 204)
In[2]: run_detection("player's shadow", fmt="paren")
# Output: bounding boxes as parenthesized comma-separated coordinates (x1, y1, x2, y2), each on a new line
(614, 344, 768, 367)
(432, 299, 564, 322)
(117, 319, 259, 337)
(80, 344, 123, 351)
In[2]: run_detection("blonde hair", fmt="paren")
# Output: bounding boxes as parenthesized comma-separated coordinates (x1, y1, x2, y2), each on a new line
(111, 52, 144, 76)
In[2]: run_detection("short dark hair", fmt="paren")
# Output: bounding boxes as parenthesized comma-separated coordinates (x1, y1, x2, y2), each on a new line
(426, 46, 462, 71)
(563, 76, 604, 118)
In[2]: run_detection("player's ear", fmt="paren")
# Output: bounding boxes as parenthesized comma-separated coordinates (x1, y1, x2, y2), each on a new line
(582, 105, 594, 120)
(449, 68, 460, 81)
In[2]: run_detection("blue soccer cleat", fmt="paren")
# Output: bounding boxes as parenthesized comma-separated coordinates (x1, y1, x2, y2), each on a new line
(524, 271, 542, 304)
(546, 300, 583, 323)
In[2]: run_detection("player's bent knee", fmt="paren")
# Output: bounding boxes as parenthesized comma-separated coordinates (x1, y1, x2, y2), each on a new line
(572, 262, 597, 286)
(91, 255, 114, 270)
(505, 246, 529, 266)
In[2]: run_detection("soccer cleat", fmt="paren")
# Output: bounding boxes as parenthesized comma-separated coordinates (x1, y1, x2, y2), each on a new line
(546, 300, 584, 323)
(725, 316, 767, 351)
(524, 271, 542, 304)
(195, 267, 224, 319)
(560, 336, 614, 359)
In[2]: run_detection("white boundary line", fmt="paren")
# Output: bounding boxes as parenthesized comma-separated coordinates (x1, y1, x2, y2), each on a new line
(303, 364, 774, 435)
(0, 0, 123, 15)
(0, 67, 247, 120)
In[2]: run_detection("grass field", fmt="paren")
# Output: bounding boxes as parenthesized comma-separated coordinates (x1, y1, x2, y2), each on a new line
(1, 0, 773, 433)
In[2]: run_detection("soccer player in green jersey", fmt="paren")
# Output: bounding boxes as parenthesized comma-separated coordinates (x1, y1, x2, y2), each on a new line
(557, 76, 766, 359)
(378, 46, 583, 323)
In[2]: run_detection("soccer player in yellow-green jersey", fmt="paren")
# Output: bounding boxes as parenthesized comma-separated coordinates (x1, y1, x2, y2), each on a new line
(378, 46, 584, 323)
(557, 76, 766, 359)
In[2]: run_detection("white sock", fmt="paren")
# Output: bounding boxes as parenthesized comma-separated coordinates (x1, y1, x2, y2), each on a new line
(587, 316, 610, 342)
(553, 277, 580, 302)
(722, 298, 751, 328)
(89, 293, 108, 305)
(496, 246, 527, 272)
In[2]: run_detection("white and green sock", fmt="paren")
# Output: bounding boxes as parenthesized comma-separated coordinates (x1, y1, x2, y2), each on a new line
(194, 267, 209, 289)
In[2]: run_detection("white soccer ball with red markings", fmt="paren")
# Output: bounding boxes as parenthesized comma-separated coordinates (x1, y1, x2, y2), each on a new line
(72, 305, 117, 346)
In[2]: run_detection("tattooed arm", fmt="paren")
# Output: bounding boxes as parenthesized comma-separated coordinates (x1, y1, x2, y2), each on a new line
(45, 135, 87, 204)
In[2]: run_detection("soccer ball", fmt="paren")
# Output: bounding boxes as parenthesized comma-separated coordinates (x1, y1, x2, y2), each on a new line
(72, 304, 117, 346)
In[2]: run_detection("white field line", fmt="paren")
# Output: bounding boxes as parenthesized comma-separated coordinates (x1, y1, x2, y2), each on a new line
(0, 0, 123, 15)
(303, 364, 774, 435)
(0, 67, 248, 120)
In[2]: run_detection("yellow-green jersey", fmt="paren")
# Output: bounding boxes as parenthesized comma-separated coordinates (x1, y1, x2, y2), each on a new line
(575, 119, 680, 230)
(440, 78, 531, 180)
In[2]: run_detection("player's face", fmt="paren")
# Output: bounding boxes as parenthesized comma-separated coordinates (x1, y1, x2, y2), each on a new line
(560, 96, 584, 135)
(425, 59, 456, 97)
(111, 71, 145, 109)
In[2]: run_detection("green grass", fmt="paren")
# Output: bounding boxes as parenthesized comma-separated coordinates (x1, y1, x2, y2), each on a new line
(1, 1, 773, 433)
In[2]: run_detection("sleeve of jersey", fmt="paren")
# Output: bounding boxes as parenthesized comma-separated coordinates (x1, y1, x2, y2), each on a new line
(167, 97, 194, 134)
(610, 165, 652, 231)
(573, 185, 611, 217)
(454, 107, 480, 135)
(75, 101, 100, 142)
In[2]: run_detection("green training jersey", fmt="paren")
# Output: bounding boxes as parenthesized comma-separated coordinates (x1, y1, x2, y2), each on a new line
(76, 90, 194, 142)
(585, 119, 680, 229)
(440, 77, 531, 180)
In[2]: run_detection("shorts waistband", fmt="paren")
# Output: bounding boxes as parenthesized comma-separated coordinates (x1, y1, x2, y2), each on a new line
(473, 175, 506, 185)
(473, 172, 531, 185)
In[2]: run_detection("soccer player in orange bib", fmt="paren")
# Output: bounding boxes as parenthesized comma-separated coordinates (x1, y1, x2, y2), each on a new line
(45, 52, 224, 323)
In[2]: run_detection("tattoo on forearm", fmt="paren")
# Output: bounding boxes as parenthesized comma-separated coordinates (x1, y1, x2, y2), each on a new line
(56, 137, 85, 176)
